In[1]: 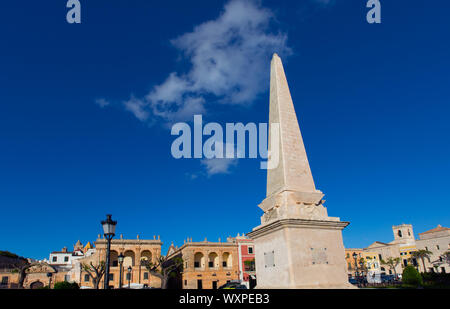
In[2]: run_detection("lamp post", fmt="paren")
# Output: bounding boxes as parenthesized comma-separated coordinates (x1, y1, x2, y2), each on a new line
(127, 266, 132, 289)
(101, 214, 117, 289)
(352, 253, 359, 279)
(118, 253, 124, 289)
(47, 272, 53, 289)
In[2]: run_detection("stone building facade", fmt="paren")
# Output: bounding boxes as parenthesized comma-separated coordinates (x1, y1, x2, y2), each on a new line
(416, 225, 450, 273)
(166, 239, 239, 289)
(76, 235, 163, 288)
(358, 224, 450, 275)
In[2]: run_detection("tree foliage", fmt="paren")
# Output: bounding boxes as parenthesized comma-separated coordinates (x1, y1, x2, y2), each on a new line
(81, 261, 106, 289)
(402, 265, 423, 286)
(381, 257, 401, 277)
(53, 281, 80, 289)
(142, 255, 183, 289)
(412, 250, 432, 273)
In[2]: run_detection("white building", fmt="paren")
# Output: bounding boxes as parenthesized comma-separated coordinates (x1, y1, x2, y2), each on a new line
(416, 225, 450, 273)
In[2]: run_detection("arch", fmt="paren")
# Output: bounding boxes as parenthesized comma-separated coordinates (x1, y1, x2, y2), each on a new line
(140, 250, 152, 263)
(208, 252, 219, 268)
(398, 230, 403, 238)
(222, 252, 232, 268)
(110, 250, 119, 267)
(194, 252, 205, 269)
(123, 250, 135, 267)
(30, 281, 44, 289)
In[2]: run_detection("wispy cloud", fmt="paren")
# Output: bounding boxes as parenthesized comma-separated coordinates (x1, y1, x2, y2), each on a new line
(95, 98, 110, 108)
(311, 0, 335, 6)
(201, 141, 240, 176)
(102, 0, 292, 176)
(122, 0, 291, 124)
(201, 158, 238, 176)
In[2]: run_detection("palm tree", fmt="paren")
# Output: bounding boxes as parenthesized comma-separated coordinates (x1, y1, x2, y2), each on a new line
(412, 250, 432, 273)
(442, 251, 450, 265)
(381, 257, 401, 278)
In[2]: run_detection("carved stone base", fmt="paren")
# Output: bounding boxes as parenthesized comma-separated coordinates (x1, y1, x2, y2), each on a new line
(247, 218, 354, 289)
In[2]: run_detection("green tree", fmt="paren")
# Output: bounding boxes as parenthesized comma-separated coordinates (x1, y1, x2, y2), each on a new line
(412, 250, 432, 273)
(381, 257, 401, 278)
(53, 281, 79, 289)
(442, 251, 450, 265)
(244, 259, 255, 271)
(402, 265, 423, 287)
(142, 256, 183, 289)
(81, 261, 105, 289)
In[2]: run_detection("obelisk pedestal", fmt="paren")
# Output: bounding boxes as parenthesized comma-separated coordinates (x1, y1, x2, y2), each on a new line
(247, 54, 354, 289)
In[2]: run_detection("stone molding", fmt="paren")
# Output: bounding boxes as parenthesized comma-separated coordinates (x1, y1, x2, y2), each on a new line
(248, 218, 349, 239)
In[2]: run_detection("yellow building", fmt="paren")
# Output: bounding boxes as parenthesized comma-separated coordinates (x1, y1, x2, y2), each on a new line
(166, 238, 239, 289)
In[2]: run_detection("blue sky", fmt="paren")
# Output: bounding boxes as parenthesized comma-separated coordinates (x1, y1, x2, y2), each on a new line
(1, 0, 449, 259)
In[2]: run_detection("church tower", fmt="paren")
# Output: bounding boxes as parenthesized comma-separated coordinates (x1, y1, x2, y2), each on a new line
(248, 54, 353, 289)
(392, 224, 415, 245)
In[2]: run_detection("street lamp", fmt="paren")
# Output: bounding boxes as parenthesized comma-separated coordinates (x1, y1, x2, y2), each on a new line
(47, 272, 52, 288)
(352, 253, 359, 279)
(127, 266, 132, 289)
(118, 253, 124, 289)
(101, 214, 117, 289)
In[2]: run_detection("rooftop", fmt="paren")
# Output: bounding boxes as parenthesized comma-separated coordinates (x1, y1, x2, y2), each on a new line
(419, 224, 449, 235)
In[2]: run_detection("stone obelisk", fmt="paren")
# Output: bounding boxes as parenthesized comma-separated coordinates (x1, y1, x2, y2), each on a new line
(247, 54, 353, 289)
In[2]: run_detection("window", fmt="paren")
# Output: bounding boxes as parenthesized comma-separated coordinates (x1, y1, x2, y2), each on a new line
(143, 272, 149, 280)
(126, 273, 131, 280)
(109, 274, 114, 281)
(64, 256, 69, 262)
(398, 230, 403, 238)
(194, 262, 200, 268)
(425, 246, 428, 250)
(208, 261, 214, 268)
(52, 256, 57, 262)
(84, 274, 90, 282)
(1, 276, 8, 285)
(437, 245, 440, 250)
(222, 261, 227, 267)
(248, 247, 254, 254)
(184, 280, 187, 286)
(378, 254, 382, 260)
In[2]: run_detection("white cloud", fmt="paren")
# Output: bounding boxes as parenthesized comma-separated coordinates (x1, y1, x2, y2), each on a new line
(201, 158, 238, 176)
(123, 0, 291, 123)
(123, 96, 149, 121)
(107, 0, 292, 176)
(311, 0, 335, 6)
(95, 98, 110, 108)
(201, 141, 241, 176)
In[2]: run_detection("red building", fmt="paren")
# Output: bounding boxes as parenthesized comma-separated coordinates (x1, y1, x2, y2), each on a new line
(228, 234, 256, 288)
